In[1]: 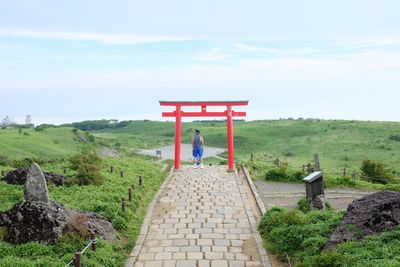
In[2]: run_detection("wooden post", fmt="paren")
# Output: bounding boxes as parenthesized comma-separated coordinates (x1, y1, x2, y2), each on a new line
(250, 153, 255, 162)
(63, 168, 67, 174)
(91, 234, 97, 252)
(120, 171, 124, 178)
(132, 183, 135, 190)
(139, 176, 143, 188)
(314, 154, 321, 171)
(110, 166, 114, 174)
(128, 188, 132, 202)
(121, 198, 126, 212)
(352, 170, 356, 179)
(74, 252, 82, 267)
(343, 168, 346, 177)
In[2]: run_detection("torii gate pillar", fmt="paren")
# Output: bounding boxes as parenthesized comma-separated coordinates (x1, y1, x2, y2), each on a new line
(160, 101, 248, 171)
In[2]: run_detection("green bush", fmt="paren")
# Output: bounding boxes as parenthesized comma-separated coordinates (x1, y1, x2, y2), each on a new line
(360, 159, 393, 184)
(298, 198, 311, 213)
(389, 134, 400, 142)
(258, 207, 308, 237)
(69, 150, 104, 185)
(300, 251, 345, 267)
(265, 168, 306, 183)
(258, 208, 343, 262)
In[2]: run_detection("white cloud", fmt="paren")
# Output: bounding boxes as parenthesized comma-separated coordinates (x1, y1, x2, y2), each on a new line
(0, 27, 194, 44)
(189, 48, 231, 61)
(234, 43, 279, 53)
(2, 48, 399, 93)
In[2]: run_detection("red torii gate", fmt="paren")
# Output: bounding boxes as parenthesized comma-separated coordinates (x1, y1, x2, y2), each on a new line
(160, 100, 248, 171)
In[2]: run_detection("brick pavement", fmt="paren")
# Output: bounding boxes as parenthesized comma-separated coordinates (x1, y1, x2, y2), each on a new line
(126, 166, 270, 267)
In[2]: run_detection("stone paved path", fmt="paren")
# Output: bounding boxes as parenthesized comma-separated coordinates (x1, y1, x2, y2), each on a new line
(127, 166, 269, 267)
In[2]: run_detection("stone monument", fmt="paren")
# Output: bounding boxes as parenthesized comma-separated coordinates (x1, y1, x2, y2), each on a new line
(23, 163, 49, 203)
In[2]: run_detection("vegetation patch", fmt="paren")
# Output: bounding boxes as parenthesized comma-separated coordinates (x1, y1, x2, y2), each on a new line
(0, 156, 166, 267)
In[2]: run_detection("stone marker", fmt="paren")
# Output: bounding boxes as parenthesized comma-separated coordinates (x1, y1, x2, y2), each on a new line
(24, 163, 49, 203)
(303, 171, 324, 199)
(303, 171, 325, 209)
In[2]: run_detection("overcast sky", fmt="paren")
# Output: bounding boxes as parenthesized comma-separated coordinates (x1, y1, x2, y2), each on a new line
(1, 0, 400, 124)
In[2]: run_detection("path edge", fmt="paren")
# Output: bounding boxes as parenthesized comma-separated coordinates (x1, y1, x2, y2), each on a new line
(125, 166, 175, 267)
(237, 166, 271, 267)
(241, 164, 267, 214)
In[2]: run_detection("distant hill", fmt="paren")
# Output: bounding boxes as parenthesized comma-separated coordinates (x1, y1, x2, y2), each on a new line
(93, 119, 400, 176)
(1, 119, 399, 176)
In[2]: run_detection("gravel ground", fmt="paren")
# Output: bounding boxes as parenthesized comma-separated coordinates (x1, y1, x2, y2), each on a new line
(137, 144, 226, 161)
(254, 180, 377, 210)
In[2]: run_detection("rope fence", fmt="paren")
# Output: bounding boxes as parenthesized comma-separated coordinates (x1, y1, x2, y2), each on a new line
(64, 234, 97, 267)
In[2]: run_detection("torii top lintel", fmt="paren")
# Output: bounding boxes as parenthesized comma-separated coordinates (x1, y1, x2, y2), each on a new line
(160, 100, 249, 117)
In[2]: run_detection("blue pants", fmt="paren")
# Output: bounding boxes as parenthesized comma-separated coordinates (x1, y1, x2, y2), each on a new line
(192, 147, 203, 158)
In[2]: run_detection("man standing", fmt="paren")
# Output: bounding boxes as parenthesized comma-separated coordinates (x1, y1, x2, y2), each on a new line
(192, 129, 204, 169)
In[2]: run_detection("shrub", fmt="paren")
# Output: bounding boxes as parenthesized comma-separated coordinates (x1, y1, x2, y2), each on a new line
(69, 150, 104, 185)
(298, 198, 311, 213)
(284, 151, 295, 157)
(265, 168, 306, 183)
(258, 208, 343, 263)
(389, 134, 400, 142)
(360, 159, 393, 184)
(258, 207, 308, 237)
(300, 251, 344, 267)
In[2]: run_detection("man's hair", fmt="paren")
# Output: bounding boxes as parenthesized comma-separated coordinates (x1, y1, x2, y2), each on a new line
(195, 129, 200, 135)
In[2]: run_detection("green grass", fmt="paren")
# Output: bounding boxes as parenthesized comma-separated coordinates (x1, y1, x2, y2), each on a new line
(0, 127, 85, 163)
(258, 207, 400, 266)
(91, 119, 400, 178)
(0, 156, 167, 267)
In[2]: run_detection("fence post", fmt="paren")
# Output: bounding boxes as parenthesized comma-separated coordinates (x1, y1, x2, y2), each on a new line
(139, 176, 143, 188)
(74, 252, 82, 267)
(314, 154, 321, 171)
(121, 198, 126, 212)
(91, 234, 97, 252)
(110, 166, 114, 174)
(128, 188, 132, 202)
(120, 171, 124, 178)
(352, 170, 356, 179)
(63, 168, 67, 174)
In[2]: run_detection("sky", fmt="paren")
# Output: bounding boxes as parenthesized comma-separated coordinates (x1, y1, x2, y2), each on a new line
(1, 0, 400, 124)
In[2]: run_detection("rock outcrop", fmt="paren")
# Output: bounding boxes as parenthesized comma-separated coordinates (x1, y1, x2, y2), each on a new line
(0, 201, 116, 244)
(0, 163, 116, 245)
(325, 190, 400, 249)
(1, 168, 69, 186)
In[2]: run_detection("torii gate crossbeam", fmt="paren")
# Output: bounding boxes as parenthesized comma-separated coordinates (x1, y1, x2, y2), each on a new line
(160, 100, 248, 171)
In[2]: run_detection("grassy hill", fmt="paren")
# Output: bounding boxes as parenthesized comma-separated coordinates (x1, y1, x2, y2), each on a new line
(0, 127, 84, 164)
(92, 119, 400, 177)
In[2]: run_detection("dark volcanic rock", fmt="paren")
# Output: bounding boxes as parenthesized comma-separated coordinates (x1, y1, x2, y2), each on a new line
(0, 201, 116, 244)
(325, 190, 400, 249)
(1, 168, 69, 186)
